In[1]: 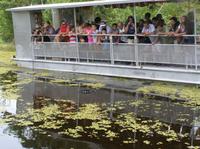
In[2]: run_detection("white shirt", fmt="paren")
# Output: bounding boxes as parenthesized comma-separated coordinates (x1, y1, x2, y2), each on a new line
(99, 23, 112, 34)
(142, 24, 155, 34)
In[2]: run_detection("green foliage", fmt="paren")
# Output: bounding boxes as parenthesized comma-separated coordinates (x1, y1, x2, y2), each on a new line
(0, 0, 41, 42)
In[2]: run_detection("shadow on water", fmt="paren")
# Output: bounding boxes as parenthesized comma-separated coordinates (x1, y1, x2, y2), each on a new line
(0, 70, 200, 149)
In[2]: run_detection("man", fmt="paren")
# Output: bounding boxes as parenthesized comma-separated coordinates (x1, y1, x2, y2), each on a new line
(99, 20, 112, 34)
(43, 21, 55, 42)
(144, 12, 152, 24)
(141, 20, 155, 43)
(54, 20, 70, 42)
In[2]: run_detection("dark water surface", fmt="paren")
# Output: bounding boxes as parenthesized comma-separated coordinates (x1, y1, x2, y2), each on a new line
(0, 70, 200, 149)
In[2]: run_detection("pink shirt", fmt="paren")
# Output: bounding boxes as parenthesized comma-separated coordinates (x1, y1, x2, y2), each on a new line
(84, 28, 94, 43)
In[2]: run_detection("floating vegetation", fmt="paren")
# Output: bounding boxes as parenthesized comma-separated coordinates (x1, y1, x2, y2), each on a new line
(137, 82, 200, 106)
(0, 44, 199, 148)
(187, 146, 200, 149)
(59, 126, 84, 138)
(48, 77, 105, 89)
(0, 67, 15, 75)
(0, 98, 193, 148)
(50, 79, 73, 84)
(81, 82, 105, 89)
(69, 104, 105, 120)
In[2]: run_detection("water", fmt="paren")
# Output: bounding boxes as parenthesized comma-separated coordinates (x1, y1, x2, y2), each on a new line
(0, 69, 200, 149)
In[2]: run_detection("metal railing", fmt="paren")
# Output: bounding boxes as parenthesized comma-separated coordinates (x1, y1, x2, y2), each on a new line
(31, 34, 200, 70)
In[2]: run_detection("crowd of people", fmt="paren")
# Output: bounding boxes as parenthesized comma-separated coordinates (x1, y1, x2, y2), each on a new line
(32, 12, 194, 45)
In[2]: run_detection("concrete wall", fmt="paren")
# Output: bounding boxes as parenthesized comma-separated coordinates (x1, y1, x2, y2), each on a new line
(14, 59, 200, 84)
(12, 11, 33, 60)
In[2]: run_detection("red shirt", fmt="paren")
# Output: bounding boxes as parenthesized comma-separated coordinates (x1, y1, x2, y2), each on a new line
(60, 23, 69, 33)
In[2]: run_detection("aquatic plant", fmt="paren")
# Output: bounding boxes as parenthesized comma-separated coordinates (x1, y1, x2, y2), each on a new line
(0, 100, 193, 147)
(137, 82, 200, 106)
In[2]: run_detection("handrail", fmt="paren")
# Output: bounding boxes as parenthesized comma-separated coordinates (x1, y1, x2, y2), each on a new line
(31, 33, 200, 37)
(31, 33, 200, 46)
(32, 35, 200, 71)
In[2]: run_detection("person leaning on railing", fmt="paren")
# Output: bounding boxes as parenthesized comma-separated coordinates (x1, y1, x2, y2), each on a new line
(84, 23, 94, 44)
(162, 17, 180, 44)
(32, 24, 43, 43)
(138, 20, 156, 44)
(118, 22, 128, 43)
(152, 22, 165, 44)
(69, 26, 76, 43)
(77, 23, 86, 42)
(91, 24, 98, 43)
(42, 21, 55, 42)
(111, 23, 120, 43)
(167, 16, 194, 44)
(97, 28, 110, 44)
(54, 20, 70, 42)
(125, 16, 135, 43)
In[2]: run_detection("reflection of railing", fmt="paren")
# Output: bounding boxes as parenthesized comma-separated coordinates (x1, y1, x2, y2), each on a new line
(32, 34, 200, 70)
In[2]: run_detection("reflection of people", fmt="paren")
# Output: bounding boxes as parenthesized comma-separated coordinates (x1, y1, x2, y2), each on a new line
(190, 118, 200, 141)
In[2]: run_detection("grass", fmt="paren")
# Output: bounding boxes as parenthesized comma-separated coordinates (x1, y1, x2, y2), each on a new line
(0, 43, 16, 65)
(0, 43, 17, 74)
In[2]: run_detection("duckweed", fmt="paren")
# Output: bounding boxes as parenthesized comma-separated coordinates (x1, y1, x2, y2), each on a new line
(137, 82, 200, 106)
(0, 97, 195, 148)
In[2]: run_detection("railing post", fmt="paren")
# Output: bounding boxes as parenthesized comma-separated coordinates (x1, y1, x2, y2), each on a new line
(31, 35, 36, 70)
(195, 43, 198, 70)
(31, 41, 35, 61)
(194, 9, 198, 70)
(110, 35, 114, 65)
(134, 35, 139, 66)
(44, 43, 47, 60)
(133, 5, 139, 67)
(73, 8, 80, 62)
(64, 43, 66, 61)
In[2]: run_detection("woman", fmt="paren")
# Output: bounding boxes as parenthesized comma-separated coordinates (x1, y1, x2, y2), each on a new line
(118, 22, 127, 43)
(125, 16, 135, 43)
(174, 16, 187, 44)
(173, 16, 194, 44)
(84, 23, 94, 44)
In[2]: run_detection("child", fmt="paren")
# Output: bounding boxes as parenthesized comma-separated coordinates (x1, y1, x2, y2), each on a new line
(69, 27, 76, 43)
(91, 24, 98, 43)
(111, 23, 119, 43)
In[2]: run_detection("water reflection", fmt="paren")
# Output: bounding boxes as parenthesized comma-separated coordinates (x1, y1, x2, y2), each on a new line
(1, 71, 200, 148)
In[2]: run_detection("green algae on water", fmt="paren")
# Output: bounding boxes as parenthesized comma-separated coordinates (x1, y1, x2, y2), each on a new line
(137, 82, 200, 106)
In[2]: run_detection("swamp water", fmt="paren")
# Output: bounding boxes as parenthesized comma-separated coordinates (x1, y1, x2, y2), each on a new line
(0, 61, 200, 148)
